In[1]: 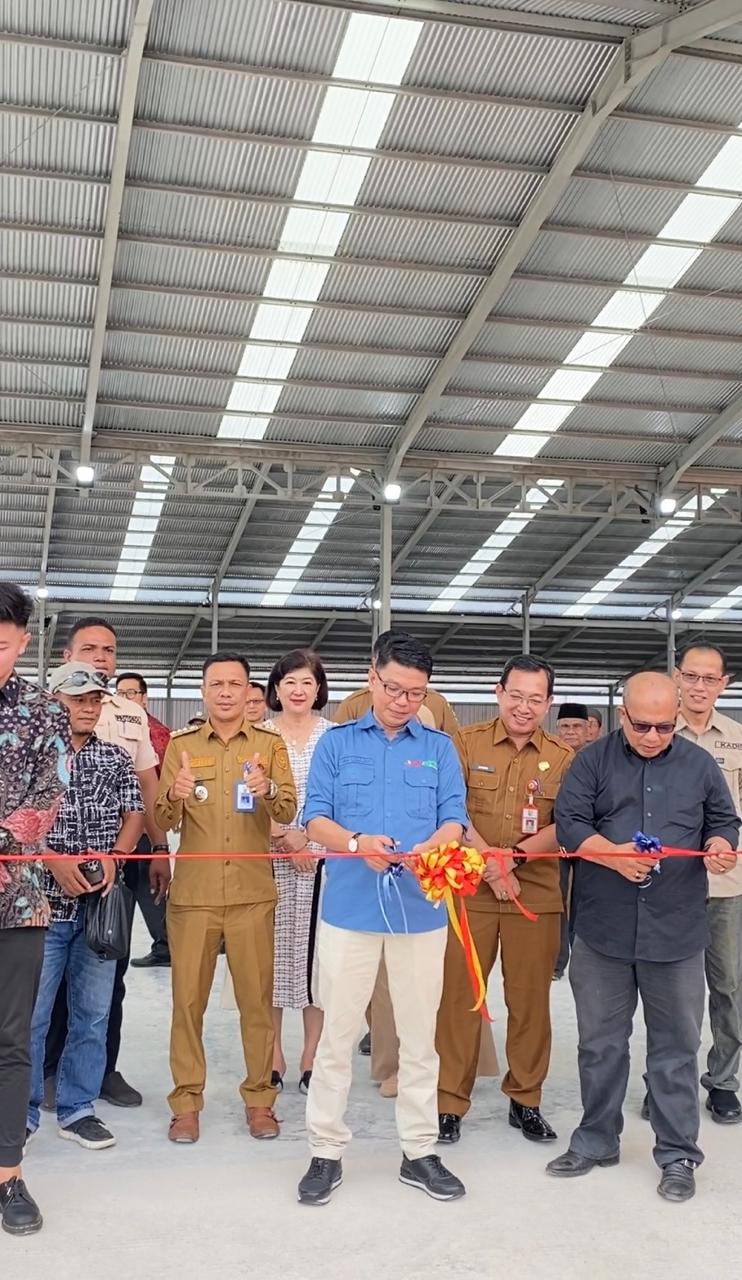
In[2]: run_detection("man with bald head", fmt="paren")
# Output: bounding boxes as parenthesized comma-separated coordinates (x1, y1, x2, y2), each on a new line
(549, 672, 739, 1202)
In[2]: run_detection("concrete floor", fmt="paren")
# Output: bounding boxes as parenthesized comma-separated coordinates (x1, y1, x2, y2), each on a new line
(11, 920, 742, 1280)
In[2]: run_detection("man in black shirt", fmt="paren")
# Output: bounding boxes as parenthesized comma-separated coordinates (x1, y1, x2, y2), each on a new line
(549, 672, 739, 1203)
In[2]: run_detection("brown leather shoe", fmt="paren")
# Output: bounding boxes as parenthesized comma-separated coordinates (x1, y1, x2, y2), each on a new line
(246, 1106, 280, 1139)
(168, 1112, 199, 1144)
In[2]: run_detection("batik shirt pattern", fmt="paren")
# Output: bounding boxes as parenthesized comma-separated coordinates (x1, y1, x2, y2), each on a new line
(0, 674, 72, 928)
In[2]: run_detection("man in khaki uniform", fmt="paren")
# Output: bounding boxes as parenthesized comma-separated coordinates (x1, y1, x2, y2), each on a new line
(675, 642, 742, 1125)
(437, 655, 572, 1144)
(155, 651, 296, 1145)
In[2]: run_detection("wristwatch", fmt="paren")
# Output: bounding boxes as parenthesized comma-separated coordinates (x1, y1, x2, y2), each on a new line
(152, 844, 169, 853)
(266, 779, 278, 801)
(511, 845, 528, 868)
(347, 832, 362, 854)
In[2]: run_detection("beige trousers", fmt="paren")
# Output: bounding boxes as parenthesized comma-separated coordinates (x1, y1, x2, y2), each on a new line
(306, 922, 447, 1160)
(370, 956, 499, 1082)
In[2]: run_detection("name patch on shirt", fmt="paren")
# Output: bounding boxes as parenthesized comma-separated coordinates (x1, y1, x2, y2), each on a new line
(405, 759, 437, 769)
(472, 764, 495, 773)
(715, 741, 742, 752)
(190, 756, 216, 767)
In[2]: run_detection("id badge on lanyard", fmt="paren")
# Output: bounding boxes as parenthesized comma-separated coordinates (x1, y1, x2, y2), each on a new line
(234, 763, 255, 813)
(521, 778, 539, 836)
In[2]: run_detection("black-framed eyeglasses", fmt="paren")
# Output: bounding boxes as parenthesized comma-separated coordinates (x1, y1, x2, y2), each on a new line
(678, 671, 723, 689)
(623, 706, 676, 735)
(373, 669, 427, 705)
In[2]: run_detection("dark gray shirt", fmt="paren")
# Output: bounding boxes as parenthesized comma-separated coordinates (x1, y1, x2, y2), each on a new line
(555, 730, 740, 962)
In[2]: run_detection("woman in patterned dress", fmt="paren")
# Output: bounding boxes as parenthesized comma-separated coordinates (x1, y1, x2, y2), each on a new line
(264, 649, 330, 1093)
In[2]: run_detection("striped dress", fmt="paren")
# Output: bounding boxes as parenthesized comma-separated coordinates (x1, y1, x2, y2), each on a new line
(267, 715, 329, 1009)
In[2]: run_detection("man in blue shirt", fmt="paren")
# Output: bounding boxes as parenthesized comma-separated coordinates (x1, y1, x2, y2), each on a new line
(298, 631, 468, 1206)
(549, 672, 739, 1203)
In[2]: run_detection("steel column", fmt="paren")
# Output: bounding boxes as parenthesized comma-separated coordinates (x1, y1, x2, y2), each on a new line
(379, 503, 393, 636)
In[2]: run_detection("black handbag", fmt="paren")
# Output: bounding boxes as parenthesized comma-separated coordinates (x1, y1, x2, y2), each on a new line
(85, 877, 134, 961)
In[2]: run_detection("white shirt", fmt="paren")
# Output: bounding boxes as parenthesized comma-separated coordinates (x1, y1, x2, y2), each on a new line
(97, 693, 158, 774)
(677, 707, 742, 897)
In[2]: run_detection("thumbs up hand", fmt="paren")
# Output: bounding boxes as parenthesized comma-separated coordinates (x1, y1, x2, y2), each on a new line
(170, 751, 197, 801)
(246, 751, 269, 798)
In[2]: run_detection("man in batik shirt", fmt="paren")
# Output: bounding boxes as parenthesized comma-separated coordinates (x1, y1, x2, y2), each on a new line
(0, 584, 71, 1236)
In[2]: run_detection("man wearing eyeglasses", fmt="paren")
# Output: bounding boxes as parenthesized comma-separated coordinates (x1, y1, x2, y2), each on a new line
(675, 643, 742, 1126)
(298, 630, 468, 1205)
(436, 655, 573, 1146)
(550, 671, 739, 1203)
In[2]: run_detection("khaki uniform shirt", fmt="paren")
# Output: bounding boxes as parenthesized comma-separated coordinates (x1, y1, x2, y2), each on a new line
(677, 708, 742, 898)
(155, 720, 297, 908)
(458, 718, 573, 914)
(334, 687, 459, 735)
(97, 694, 158, 773)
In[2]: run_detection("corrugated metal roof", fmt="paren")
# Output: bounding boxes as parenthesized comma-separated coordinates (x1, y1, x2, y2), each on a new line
(405, 21, 616, 103)
(137, 60, 326, 140)
(583, 118, 731, 184)
(112, 241, 273, 295)
(0, 40, 122, 116)
(4, 0, 133, 46)
(0, 228, 101, 280)
(120, 186, 287, 249)
(382, 94, 576, 167)
(339, 214, 511, 271)
(147, 0, 347, 73)
(0, 114, 114, 177)
(358, 157, 542, 221)
(107, 288, 259, 336)
(551, 177, 686, 236)
(127, 129, 306, 196)
(623, 49, 742, 126)
(0, 174, 108, 233)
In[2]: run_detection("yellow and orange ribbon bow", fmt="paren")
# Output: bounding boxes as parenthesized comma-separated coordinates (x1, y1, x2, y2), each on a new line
(412, 841, 492, 1021)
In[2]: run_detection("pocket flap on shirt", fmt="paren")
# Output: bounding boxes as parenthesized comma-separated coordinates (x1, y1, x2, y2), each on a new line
(468, 771, 500, 792)
(192, 765, 217, 781)
(338, 756, 374, 784)
(404, 767, 436, 787)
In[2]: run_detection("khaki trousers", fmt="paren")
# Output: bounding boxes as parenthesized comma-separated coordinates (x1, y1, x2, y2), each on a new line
(437, 909, 560, 1114)
(307, 923, 447, 1160)
(167, 900, 277, 1114)
(370, 956, 499, 1082)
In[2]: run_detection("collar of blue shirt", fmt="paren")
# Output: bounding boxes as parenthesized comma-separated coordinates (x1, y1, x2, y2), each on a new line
(356, 708, 423, 738)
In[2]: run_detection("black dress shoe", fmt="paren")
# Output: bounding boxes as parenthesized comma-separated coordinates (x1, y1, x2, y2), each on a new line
(546, 1149, 619, 1177)
(298, 1158, 342, 1205)
(641, 1093, 650, 1121)
(399, 1155, 465, 1200)
(298, 1070, 312, 1095)
(0, 1178, 43, 1236)
(658, 1159, 696, 1202)
(271, 1071, 284, 1092)
(358, 1032, 371, 1056)
(706, 1088, 742, 1124)
(130, 949, 171, 968)
(509, 1100, 557, 1141)
(99, 1071, 142, 1107)
(438, 1113, 461, 1143)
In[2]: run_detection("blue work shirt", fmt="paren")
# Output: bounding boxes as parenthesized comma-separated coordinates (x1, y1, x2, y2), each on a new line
(303, 711, 468, 933)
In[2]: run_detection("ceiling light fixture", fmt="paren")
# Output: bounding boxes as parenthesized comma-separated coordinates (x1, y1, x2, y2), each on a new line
(383, 482, 402, 502)
(75, 464, 95, 485)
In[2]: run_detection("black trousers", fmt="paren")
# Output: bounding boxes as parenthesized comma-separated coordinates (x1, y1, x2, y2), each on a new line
(45, 846, 164, 1080)
(0, 927, 45, 1167)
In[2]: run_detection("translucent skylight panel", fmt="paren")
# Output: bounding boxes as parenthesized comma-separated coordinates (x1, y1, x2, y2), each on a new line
(593, 290, 665, 330)
(333, 13, 422, 83)
(495, 432, 550, 459)
(294, 151, 371, 206)
(660, 191, 740, 242)
(564, 331, 634, 367)
(538, 368, 604, 402)
(278, 206, 350, 256)
(313, 86, 395, 149)
(698, 138, 742, 192)
(237, 345, 297, 381)
(628, 244, 701, 290)
(217, 416, 270, 440)
(250, 304, 313, 343)
(262, 260, 330, 303)
(225, 382, 283, 415)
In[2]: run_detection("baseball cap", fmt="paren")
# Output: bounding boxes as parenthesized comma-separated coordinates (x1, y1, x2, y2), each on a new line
(49, 662, 109, 696)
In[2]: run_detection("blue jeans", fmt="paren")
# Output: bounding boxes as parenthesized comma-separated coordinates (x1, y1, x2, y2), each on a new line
(27, 914, 116, 1131)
